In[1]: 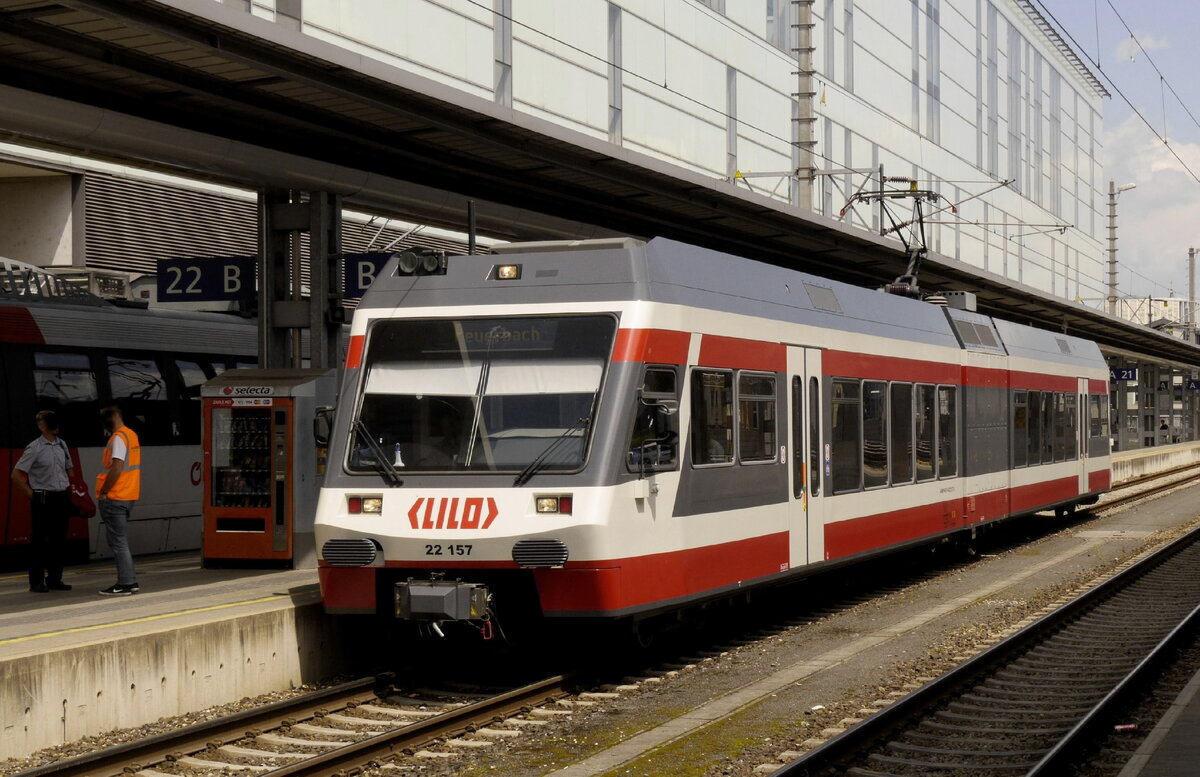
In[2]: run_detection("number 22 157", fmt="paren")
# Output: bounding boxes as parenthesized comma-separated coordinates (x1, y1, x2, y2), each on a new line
(425, 544, 472, 556)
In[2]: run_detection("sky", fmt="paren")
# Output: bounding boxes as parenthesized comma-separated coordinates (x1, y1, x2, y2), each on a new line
(1044, 0, 1200, 301)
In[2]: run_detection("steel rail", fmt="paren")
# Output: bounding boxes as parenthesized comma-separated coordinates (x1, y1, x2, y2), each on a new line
(777, 524, 1200, 776)
(12, 676, 386, 777)
(264, 675, 570, 777)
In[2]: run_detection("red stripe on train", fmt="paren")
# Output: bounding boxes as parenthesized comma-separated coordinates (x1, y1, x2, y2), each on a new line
(611, 328, 691, 364)
(824, 476, 1084, 559)
(823, 351, 960, 384)
(345, 335, 365, 368)
(0, 307, 44, 344)
(698, 335, 786, 371)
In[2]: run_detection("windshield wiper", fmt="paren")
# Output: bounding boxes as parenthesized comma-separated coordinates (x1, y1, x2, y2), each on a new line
(353, 420, 403, 487)
(513, 417, 590, 487)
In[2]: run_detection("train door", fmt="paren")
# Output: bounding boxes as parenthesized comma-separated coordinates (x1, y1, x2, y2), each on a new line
(787, 346, 823, 568)
(1077, 377, 1088, 495)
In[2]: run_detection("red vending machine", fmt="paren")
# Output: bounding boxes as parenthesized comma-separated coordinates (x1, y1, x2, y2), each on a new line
(201, 369, 336, 567)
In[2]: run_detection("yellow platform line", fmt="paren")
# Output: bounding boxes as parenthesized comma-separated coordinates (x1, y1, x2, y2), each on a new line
(0, 594, 288, 646)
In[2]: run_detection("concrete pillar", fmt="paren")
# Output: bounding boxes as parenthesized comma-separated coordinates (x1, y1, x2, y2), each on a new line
(0, 174, 76, 266)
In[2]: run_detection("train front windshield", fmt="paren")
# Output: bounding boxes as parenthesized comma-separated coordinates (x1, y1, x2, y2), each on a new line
(349, 315, 617, 474)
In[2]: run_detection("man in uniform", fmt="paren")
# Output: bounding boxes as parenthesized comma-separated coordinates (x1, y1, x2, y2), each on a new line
(96, 403, 141, 596)
(11, 410, 74, 593)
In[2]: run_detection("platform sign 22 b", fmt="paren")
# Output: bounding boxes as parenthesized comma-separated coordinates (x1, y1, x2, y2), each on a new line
(157, 256, 257, 302)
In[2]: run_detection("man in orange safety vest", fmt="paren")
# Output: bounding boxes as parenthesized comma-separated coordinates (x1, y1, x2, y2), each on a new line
(96, 403, 141, 596)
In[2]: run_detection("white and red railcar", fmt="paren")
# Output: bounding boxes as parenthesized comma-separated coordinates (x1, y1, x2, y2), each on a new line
(314, 237, 1112, 627)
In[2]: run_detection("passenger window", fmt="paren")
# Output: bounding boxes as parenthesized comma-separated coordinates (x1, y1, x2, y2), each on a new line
(792, 377, 804, 498)
(937, 385, 957, 478)
(175, 360, 212, 443)
(862, 380, 888, 488)
(809, 376, 821, 496)
(1053, 392, 1067, 461)
(691, 370, 733, 465)
(1027, 390, 1042, 465)
(915, 384, 935, 481)
(738, 372, 777, 463)
(1065, 394, 1078, 460)
(1012, 390, 1028, 467)
(1040, 391, 1054, 464)
(1088, 394, 1102, 438)
(107, 355, 169, 445)
(831, 379, 861, 493)
(890, 383, 913, 484)
(33, 350, 104, 447)
(627, 367, 680, 472)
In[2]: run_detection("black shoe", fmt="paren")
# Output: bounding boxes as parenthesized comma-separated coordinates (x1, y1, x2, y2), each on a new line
(98, 583, 137, 596)
(47, 581, 72, 591)
(29, 583, 49, 593)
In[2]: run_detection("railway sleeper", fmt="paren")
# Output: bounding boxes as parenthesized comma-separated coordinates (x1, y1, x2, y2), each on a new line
(920, 720, 1071, 736)
(177, 755, 271, 772)
(993, 668, 1127, 682)
(904, 730, 1062, 749)
(256, 733, 345, 749)
(947, 700, 1095, 716)
(885, 741, 1050, 759)
(959, 691, 1099, 707)
(289, 723, 366, 738)
(1010, 654, 1138, 669)
(933, 710, 1081, 726)
(982, 676, 1119, 692)
(867, 753, 1035, 772)
(219, 745, 310, 761)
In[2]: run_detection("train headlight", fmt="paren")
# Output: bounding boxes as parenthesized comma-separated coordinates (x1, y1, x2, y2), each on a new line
(535, 495, 573, 515)
(348, 495, 383, 514)
(495, 264, 521, 280)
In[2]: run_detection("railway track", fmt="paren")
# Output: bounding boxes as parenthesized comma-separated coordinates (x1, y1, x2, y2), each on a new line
(14, 674, 574, 777)
(777, 523, 1200, 777)
(1093, 459, 1200, 513)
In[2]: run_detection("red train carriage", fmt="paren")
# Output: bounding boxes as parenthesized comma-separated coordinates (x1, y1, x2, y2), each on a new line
(0, 290, 256, 567)
(314, 238, 1111, 630)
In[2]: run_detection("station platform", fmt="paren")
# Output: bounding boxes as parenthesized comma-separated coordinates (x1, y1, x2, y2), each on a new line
(0, 554, 362, 761)
(1117, 665, 1200, 777)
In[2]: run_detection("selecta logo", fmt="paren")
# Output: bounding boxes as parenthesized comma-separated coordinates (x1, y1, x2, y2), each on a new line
(408, 497, 499, 530)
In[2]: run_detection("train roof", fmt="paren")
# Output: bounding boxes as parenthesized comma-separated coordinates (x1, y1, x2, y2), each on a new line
(357, 237, 1106, 371)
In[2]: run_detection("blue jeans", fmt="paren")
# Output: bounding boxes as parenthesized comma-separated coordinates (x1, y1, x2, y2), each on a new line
(99, 498, 137, 586)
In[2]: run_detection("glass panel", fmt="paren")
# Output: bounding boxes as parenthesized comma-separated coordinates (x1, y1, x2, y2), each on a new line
(175, 360, 210, 443)
(831, 379, 861, 493)
(862, 380, 887, 488)
(107, 355, 169, 445)
(1065, 394, 1078, 459)
(627, 367, 679, 472)
(210, 406, 272, 509)
(1053, 392, 1067, 461)
(1088, 394, 1102, 438)
(738, 372, 776, 462)
(1013, 391, 1028, 467)
(915, 384, 935, 481)
(1040, 391, 1054, 463)
(692, 370, 734, 465)
(938, 386, 957, 478)
(1027, 390, 1041, 465)
(792, 376, 804, 499)
(890, 383, 913, 484)
(809, 376, 821, 497)
(33, 351, 103, 447)
(352, 316, 615, 473)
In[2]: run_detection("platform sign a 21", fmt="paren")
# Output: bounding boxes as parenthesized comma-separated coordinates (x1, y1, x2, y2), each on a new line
(1109, 367, 1138, 382)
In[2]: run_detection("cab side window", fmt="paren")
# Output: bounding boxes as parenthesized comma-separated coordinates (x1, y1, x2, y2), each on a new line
(627, 367, 680, 472)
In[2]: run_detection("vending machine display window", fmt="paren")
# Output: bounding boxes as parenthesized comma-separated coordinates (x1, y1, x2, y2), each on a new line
(210, 407, 272, 509)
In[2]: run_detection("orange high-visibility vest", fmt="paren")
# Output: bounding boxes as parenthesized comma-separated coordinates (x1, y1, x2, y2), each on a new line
(96, 425, 141, 501)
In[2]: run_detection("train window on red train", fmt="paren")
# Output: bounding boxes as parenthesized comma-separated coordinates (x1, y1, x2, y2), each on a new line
(937, 386, 957, 478)
(1027, 390, 1042, 466)
(691, 370, 733, 466)
(809, 377, 821, 496)
(1053, 393, 1068, 462)
(1012, 391, 1029, 468)
(915, 384, 935, 482)
(890, 383, 914, 484)
(627, 367, 680, 473)
(862, 381, 887, 488)
(1065, 394, 1079, 460)
(1040, 392, 1054, 464)
(831, 379, 861, 493)
(792, 376, 804, 498)
(33, 350, 102, 447)
(737, 372, 776, 463)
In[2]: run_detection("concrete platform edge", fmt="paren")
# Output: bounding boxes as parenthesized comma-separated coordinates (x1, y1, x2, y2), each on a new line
(0, 599, 354, 760)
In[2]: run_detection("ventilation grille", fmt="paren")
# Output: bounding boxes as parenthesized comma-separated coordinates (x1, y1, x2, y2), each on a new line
(1056, 338, 1072, 354)
(83, 176, 487, 282)
(321, 538, 378, 567)
(803, 282, 842, 313)
(512, 538, 569, 568)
